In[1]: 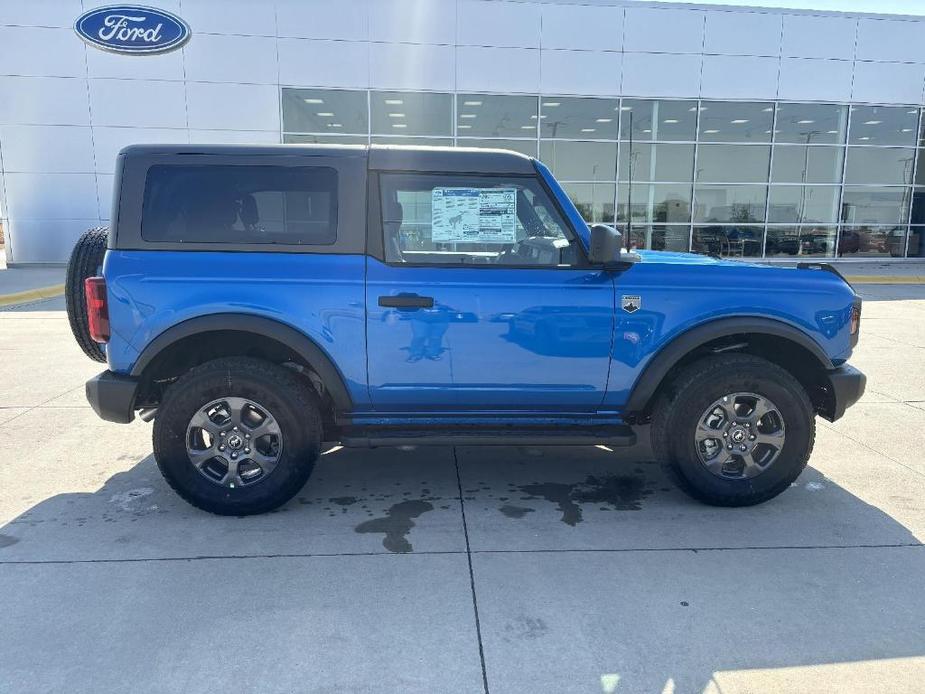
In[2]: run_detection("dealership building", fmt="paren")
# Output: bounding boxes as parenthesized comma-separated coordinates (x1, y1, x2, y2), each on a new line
(2, 0, 925, 264)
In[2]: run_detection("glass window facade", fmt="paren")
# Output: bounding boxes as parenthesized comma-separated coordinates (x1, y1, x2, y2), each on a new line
(282, 89, 925, 258)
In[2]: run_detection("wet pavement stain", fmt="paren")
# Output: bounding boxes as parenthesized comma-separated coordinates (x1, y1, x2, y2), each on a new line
(514, 474, 655, 525)
(0, 534, 19, 548)
(499, 504, 536, 519)
(519, 482, 583, 526)
(354, 500, 434, 553)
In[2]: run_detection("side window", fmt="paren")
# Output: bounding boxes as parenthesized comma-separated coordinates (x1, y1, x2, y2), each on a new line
(379, 173, 580, 266)
(142, 164, 337, 245)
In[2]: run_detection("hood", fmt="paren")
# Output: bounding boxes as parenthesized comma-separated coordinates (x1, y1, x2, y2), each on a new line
(633, 249, 766, 268)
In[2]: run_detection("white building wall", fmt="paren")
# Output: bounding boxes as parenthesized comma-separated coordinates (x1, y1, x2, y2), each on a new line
(2, 0, 925, 263)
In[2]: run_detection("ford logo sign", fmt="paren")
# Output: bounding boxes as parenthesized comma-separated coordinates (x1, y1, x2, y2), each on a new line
(74, 5, 190, 54)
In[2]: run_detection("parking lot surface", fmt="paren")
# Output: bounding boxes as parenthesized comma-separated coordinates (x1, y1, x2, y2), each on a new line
(1, 286, 923, 693)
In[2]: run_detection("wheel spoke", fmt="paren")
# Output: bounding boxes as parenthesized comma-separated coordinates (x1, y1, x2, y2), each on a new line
(695, 420, 719, 443)
(188, 409, 221, 437)
(250, 450, 280, 475)
(225, 397, 247, 429)
(221, 458, 243, 488)
(188, 447, 216, 469)
(754, 429, 785, 448)
(749, 397, 773, 424)
(742, 451, 768, 477)
(247, 414, 277, 439)
(703, 450, 732, 475)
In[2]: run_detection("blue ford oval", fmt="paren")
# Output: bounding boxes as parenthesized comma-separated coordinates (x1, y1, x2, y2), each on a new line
(74, 4, 190, 54)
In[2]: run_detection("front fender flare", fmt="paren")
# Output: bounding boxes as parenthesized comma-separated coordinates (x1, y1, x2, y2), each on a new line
(130, 313, 353, 413)
(623, 316, 833, 414)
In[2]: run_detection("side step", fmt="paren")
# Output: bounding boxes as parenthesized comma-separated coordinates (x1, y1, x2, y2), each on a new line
(336, 425, 636, 448)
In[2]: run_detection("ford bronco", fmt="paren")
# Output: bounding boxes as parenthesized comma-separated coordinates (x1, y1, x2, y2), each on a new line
(69, 144, 865, 515)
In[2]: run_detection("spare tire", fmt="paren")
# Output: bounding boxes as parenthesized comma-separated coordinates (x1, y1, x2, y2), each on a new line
(65, 226, 109, 363)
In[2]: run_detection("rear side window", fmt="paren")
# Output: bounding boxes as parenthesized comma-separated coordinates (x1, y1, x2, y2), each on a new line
(141, 164, 337, 245)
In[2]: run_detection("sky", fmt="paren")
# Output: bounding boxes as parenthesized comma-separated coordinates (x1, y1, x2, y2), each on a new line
(645, 0, 925, 15)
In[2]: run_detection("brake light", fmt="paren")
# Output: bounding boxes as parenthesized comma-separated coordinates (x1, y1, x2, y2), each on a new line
(850, 303, 861, 334)
(84, 276, 110, 343)
(849, 298, 862, 346)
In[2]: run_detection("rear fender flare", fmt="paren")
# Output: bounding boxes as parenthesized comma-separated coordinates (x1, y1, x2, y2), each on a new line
(130, 313, 353, 413)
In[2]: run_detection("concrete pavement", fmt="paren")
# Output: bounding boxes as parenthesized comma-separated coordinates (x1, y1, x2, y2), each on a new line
(0, 288, 923, 693)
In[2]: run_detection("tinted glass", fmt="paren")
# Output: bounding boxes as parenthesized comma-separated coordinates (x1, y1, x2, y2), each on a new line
(844, 147, 915, 185)
(624, 224, 691, 252)
(539, 97, 619, 139)
(142, 165, 337, 245)
(370, 91, 452, 136)
(694, 185, 767, 223)
(379, 172, 577, 266)
(849, 105, 918, 146)
(692, 225, 764, 257)
(281, 88, 368, 135)
(457, 94, 538, 137)
(841, 187, 911, 225)
(372, 136, 454, 146)
(283, 134, 367, 144)
(539, 141, 617, 181)
(618, 143, 694, 181)
(765, 225, 836, 257)
(696, 144, 770, 183)
(460, 138, 538, 156)
(618, 183, 693, 223)
(771, 145, 843, 183)
(562, 183, 616, 223)
(619, 99, 697, 142)
(907, 226, 924, 257)
(774, 103, 847, 144)
(698, 101, 774, 142)
(767, 185, 840, 223)
(838, 225, 906, 257)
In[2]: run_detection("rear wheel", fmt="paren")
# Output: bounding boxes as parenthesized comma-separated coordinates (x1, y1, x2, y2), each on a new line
(153, 357, 322, 515)
(65, 226, 109, 362)
(651, 354, 815, 506)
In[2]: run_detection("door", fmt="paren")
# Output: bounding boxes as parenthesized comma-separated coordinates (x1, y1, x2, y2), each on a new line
(366, 171, 614, 412)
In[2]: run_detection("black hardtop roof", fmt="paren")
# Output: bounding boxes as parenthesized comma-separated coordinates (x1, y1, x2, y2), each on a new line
(118, 143, 537, 175)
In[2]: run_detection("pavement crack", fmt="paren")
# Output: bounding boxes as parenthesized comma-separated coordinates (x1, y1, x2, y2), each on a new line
(454, 446, 490, 694)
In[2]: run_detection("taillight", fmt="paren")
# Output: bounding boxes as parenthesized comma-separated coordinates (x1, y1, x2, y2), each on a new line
(84, 276, 110, 343)
(849, 298, 862, 346)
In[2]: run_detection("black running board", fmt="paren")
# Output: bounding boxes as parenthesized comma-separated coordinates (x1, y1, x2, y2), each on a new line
(336, 425, 636, 448)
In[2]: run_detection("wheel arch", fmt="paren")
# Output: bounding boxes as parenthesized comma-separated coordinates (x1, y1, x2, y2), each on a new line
(624, 316, 834, 418)
(131, 313, 353, 415)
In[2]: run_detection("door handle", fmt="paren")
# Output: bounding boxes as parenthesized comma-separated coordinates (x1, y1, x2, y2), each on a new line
(378, 294, 434, 309)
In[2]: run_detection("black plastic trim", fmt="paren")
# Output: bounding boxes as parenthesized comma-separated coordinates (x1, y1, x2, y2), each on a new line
(820, 364, 866, 422)
(130, 314, 353, 413)
(624, 316, 834, 414)
(336, 424, 636, 448)
(86, 371, 139, 424)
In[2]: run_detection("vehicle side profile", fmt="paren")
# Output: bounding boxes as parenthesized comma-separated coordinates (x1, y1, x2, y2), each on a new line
(71, 144, 865, 515)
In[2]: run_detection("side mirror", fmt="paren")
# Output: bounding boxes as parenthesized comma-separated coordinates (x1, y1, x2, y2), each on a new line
(588, 224, 623, 266)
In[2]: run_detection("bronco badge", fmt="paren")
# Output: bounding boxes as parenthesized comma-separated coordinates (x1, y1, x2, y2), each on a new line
(622, 295, 642, 313)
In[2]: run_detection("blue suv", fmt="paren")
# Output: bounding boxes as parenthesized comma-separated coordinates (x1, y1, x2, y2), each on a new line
(70, 144, 865, 515)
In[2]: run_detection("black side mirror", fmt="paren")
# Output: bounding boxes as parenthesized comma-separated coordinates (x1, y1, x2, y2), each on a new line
(588, 224, 623, 266)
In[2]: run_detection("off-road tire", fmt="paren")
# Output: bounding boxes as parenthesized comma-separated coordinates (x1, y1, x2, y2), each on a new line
(650, 354, 815, 507)
(153, 357, 322, 515)
(65, 226, 109, 362)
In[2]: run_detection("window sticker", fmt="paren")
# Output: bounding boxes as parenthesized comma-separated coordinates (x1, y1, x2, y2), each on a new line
(431, 188, 517, 244)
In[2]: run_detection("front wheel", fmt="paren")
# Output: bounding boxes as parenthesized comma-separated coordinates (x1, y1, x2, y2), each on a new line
(651, 354, 815, 507)
(153, 357, 322, 515)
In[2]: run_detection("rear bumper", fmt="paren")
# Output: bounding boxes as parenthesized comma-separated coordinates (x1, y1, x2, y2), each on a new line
(820, 365, 866, 422)
(86, 371, 139, 424)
